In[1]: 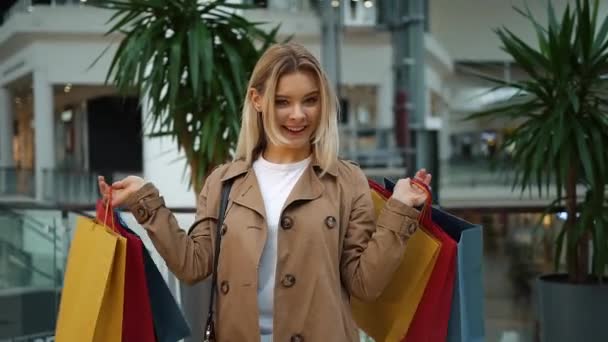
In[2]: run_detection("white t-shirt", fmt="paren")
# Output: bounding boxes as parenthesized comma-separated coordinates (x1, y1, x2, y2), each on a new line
(253, 155, 311, 340)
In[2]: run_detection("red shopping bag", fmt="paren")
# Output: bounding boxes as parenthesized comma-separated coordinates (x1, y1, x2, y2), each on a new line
(96, 198, 156, 342)
(402, 179, 457, 342)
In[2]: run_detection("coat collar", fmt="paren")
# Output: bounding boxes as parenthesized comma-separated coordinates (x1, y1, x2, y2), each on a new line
(220, 155, 337, 219)
(220, 155, 337, 183)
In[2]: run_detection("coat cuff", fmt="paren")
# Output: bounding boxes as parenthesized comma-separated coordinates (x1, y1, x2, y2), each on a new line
(377, 197, 419, 238)
(124, 183, 165, 224)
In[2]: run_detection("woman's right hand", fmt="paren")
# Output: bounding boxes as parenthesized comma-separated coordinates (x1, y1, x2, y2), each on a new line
(98, 175, 146, 207)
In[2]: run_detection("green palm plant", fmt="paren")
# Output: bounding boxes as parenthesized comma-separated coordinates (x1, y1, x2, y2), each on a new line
(469, 0, 608, 283)
(93, 0, 280, 192)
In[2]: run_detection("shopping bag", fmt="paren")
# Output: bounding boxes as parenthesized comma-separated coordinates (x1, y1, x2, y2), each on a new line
(55, 215, 127, 342)
(351, 179, 441, 342)
(403, 179, 457, 342)
(96, 201, 156, 342)
(432, 208, 485, 342)
(115, 212, 192, 342)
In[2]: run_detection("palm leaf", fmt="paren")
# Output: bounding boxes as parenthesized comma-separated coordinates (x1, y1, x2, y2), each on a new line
(94, 0, 279, 192)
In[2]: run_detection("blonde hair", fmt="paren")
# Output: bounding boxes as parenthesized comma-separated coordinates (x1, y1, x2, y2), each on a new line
(234, 42, 339, 174)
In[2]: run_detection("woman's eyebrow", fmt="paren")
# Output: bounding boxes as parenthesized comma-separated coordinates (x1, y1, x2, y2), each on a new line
(275, 90, 320, 98)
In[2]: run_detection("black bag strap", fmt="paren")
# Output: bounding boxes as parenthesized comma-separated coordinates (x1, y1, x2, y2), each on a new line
(204, 180, 233, 340)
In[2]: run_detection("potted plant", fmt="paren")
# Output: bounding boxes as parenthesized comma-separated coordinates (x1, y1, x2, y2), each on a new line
(469, 1, 608, 341)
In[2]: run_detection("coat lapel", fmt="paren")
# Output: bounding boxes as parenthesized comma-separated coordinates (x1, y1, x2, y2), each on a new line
(281, 163, 325, 215)
(229, 169, 267, 221)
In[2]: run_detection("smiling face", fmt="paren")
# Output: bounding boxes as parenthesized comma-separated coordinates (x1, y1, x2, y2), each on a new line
(252, 70, 321, 162)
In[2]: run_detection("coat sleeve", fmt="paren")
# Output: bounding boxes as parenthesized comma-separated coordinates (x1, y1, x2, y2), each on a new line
(124, 168, 223, 285)
(340, 166, 419, 301)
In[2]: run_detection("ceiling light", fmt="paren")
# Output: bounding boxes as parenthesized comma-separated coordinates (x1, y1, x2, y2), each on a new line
(331, 0, 340, 8)
(363, 0, 373, 8)
(61, 109, 73, 122)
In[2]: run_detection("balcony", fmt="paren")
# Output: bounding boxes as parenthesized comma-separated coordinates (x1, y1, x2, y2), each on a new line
(42, 169, 97, 205)
(0, 167, 97, 205)
(0, 168, 34, 200)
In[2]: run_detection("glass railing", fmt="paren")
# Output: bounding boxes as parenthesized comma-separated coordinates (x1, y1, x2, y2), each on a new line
(0, 208, 63, 289)
(442, 157, 516, 188)
(42, 169, 98, 205)
(0, 207, 66, 340)
(0, 168, 35, 198)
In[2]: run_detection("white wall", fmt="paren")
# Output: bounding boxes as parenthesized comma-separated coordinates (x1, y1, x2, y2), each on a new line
(31, 41, 118, 86)
(0, 45, 35, 87)
(0, 5, 112, 42)
(430, 0, 608, 61)
(142, 132, 196, 208)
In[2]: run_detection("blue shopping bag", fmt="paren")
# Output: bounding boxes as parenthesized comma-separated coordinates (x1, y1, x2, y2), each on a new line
(432, 209, 485, 342)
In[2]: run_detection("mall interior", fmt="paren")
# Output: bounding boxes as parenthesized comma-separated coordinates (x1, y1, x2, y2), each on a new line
(0, 1, 606, 342)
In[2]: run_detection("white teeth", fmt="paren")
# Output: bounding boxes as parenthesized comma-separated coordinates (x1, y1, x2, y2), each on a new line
(286, 127, 305, 133)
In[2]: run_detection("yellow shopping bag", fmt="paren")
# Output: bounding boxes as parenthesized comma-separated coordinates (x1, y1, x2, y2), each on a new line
(55, 215, 127, 342)
(351, 182, 441, 342)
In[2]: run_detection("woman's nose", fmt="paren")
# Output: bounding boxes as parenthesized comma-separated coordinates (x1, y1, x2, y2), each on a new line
(289, 104, 306, 120)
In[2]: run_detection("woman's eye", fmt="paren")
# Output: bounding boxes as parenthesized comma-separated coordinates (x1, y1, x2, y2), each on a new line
(304, 97, 318, 105)
(275, 99, 289, 106)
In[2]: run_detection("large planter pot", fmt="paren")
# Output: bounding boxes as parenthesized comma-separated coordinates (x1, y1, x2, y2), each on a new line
(538, 274, 608, 342)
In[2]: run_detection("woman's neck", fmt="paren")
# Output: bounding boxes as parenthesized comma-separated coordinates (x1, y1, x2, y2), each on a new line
(262, 145, 312, 164)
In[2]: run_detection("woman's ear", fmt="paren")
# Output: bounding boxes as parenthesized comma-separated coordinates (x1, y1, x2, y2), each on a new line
(249, 88, 263, 112)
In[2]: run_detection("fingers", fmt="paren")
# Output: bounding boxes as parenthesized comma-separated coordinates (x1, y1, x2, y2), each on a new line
(98, 176, 110, 195)
(112, 179, 126, 189)
(425, 174, 432, 185)
(415, 169, 426, 180)
(414, 169, 433, 186)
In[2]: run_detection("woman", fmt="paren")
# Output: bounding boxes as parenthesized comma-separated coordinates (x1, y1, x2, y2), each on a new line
(99, 42, 431, 342)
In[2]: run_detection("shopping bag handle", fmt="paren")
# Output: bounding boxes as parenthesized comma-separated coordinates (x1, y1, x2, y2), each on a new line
(102, 188, 117, 232)
(410, 178, 432, 222)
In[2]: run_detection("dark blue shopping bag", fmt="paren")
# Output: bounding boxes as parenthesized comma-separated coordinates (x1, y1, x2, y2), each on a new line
(432, 209, 485, 342)
(116, 213, 192, 342)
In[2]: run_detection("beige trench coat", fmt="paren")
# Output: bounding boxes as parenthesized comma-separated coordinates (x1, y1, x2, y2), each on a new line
(126, 158, 419, 342)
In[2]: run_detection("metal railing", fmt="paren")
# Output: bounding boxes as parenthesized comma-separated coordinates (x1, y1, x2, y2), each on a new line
(0, 168, 35, 198)
(42, 169, 98, 205)
(442, 158, 517, 188)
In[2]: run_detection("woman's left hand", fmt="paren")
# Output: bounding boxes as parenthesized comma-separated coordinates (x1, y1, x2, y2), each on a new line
(391, 169, 432, 207)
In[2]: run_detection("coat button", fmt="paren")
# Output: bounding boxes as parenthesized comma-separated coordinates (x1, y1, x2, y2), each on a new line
(220, 224, 227, 236)
(137, 207, 148, 220)
(325, 216, 336, 229)
(407, 222, 417, 235)
(220, 280, 230, 294)
(281, 274, 296, 288)
(290, 334, 304, 342)
(281, 216, 294, 230)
